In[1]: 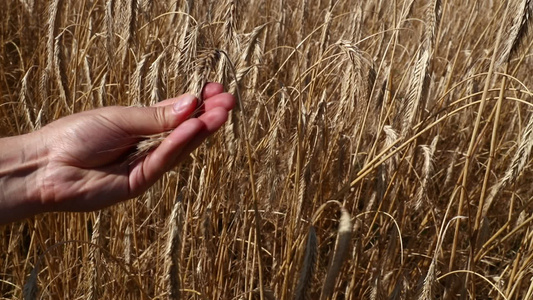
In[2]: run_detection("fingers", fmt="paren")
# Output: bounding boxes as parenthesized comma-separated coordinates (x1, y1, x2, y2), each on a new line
(203, 92, 236, 111)
(107, 95, 197, 136)
(130, 118, 204, 191)
(153, 83, 224, 108)
(126, 83, 234, 194)
(153, 82, 234, 109)
(152, 93, 195, 108)
(202, 82, 224, 99)
(130, 107, 229, 193)
(121, 91, 233, 136)
(171, 107, 230, 163)
(151, 108, 229, 169)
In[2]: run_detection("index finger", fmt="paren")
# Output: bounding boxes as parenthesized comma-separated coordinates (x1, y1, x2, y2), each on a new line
(152, 83, 225, 108)
(151, 93, 195, 108)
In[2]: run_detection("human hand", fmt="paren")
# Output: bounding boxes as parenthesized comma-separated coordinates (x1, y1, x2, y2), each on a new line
(0, 83, 235, 223)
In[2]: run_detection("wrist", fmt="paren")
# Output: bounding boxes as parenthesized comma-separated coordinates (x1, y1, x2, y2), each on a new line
(0, 132, 49, 224)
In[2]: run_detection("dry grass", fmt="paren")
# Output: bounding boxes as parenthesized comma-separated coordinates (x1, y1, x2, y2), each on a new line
(1, 0, 533, 299)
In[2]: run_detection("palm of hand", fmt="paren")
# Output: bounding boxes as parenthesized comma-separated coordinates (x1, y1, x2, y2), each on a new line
(41, 109, 143, 211)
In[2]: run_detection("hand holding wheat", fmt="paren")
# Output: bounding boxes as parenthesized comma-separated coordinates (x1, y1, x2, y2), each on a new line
(0, 83, 235, 223)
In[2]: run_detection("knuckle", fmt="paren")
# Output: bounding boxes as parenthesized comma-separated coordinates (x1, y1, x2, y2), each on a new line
(152, 107, 169, 129)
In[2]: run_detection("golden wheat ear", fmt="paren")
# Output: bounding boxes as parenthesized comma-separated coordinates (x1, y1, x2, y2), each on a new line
(131, 132, 170, 162)
(164, 199, 184, 300)
(130, 104, 205, 162)
(191, 49, 221, 101)
(131, 48, 221, 160)
(130, 101, 207, 162)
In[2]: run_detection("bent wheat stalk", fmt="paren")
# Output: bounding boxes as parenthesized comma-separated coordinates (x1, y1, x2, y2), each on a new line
(320, 207, 352, 300)
(132, 49, 221, 160)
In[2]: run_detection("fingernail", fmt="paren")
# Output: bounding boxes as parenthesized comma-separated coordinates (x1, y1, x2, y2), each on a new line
(173, 95, 196, 113)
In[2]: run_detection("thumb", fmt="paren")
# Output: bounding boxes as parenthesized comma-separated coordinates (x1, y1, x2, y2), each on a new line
(105, 94, 198, 135)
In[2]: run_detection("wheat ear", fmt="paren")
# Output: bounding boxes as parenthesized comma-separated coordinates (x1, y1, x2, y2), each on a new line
(53, 31, 71, 111)
(133, 49, 221, 160)
(498, 0, 533, 67)
(482, 111, 533, 216)
(164, 200, 184, 299)
(20, 67, 36, 130)
(414, 135, 438, 210)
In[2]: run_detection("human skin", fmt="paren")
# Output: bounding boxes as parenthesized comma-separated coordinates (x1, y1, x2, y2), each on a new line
(0, 83, 235, 224)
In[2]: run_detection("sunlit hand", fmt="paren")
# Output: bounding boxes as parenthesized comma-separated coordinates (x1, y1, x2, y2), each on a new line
(0, 83, 235, 223)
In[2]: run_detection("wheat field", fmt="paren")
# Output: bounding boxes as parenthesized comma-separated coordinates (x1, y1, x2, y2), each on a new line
(1, 0, 533, 299)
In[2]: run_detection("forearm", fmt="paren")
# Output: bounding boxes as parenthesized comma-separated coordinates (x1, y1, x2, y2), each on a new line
(0, 133, 48, 224)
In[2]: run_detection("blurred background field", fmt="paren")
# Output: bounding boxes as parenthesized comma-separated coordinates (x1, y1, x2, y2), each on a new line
(1, 0, 533, 299)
